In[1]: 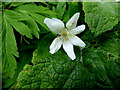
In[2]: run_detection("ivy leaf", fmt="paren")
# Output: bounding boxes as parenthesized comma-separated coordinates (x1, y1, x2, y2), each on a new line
(16, 33, 119, 88)
(2, 18, 19, 79)
(82, 2, 118, 36)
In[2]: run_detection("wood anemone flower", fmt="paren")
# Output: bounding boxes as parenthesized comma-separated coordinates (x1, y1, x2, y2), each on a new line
(44, 12, 86, 60)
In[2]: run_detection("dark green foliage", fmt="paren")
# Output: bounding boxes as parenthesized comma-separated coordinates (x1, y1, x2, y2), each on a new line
(2, 2, 56, 79)
(1, 1, 119, 89)
(83, 2, 118, 36)
(16, 31, 119, 88)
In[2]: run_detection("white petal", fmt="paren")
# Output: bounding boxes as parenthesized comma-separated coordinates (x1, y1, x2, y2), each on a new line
(44, 18, 65, 34)
(66, 12, 80, 30)
(63, 40, 76, 60)
(70, 25, 85, 35)
(70, 36, 86, 48)
(50, 37, 62, 54)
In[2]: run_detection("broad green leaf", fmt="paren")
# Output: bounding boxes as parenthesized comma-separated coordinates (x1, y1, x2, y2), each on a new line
(16, 33, 119, 88)
(99, 38, 118, 57)
(82, 48, 119, 88)
(2, 19, 18, 79)
(82, 2, 118, 36)
(96, 31, 120, 88)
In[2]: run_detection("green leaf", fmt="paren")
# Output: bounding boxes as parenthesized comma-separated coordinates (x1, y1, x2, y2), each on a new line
(14, 4, 56, 17)
(18, 13, 40, 39)
(29, 13, 50, 32)
(3, 42, 36, 88)
(2, 19, 19, 79)
(2, 2, 119, 89)
(4, 10, 33, 39)
(4, 9, 40, 39)
(62, 2, 79, 23)
(53, 2, 66, 19)
(25, 15, 40, 39)
(99, 38, 118, 57)
(82, 2, 118, 36)
(13, 3, 57, 34)
(67, 2, 79, 18)
(16, 33, 119, 88)
(14, 4, 48, 13)
(10, 2, 27, 7)
(7, 18, 33, 39)
(0, 13, 2, 75)
(4, 10, 24, 19)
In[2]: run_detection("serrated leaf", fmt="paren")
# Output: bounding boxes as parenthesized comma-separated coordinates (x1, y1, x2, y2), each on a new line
(99, 39, 118, 57)
(14, 4, 48, 13)
(14, 4, 56, 17)
(16, 32, 120, 88)
(6, 18, 33, 39)
(62, 2, 79, 23)
(10, 2, 26, 7)
(3, 43, 35, 88)
(4, 10, 24, 19)
(4, 9, 40, 39)
(13, 3, 57, 34)
(0, 13, 2, 75)
(25, 15, 40, 39)
(53, 2, 66, 19)
(29, 13, 50, 32)
(18, 13, 40, 39)
(2, 19, 18, 79)
(82, 2, 118, 36)
(4, 10, 33, 39)
(97, 30, 119, 61)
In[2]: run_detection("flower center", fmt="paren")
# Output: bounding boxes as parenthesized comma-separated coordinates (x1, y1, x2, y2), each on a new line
(61, 30, 72, 41)
(62, 31, 68, 37)
(57, 29, 73, 41)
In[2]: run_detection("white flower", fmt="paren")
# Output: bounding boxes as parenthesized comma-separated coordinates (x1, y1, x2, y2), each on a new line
(115, 0, 120, 2)
(44, 12, 86, 60)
